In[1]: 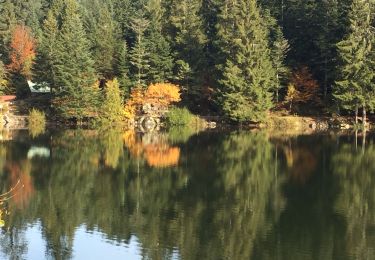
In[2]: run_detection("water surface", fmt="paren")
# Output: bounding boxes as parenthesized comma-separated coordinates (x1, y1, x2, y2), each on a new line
(0, 129, 373, 259)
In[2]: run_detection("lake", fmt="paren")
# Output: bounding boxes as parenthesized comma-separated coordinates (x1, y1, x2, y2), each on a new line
(0, 129, 373, 260)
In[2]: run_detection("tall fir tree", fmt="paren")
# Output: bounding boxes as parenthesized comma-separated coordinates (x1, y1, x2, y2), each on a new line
(145, 0, 173, 83)
(216, 0, 276, 122)
(169, 0, 207, 96)
(53, 0, 99, 120)
(82, 0, 118, 79)
(129, 15, 150, 88)
(0, 0, 16, 58)
(115, 41, 132, 97)
(34, 10, 59, 89)
(334, 0, 375, 125)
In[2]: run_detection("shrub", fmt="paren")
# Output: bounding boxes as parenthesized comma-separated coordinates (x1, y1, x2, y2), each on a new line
(98, 79, 125, 125)
(166, 107, 195, 126)
(28, 108, 46, 137)
(124, 83, 181, 119)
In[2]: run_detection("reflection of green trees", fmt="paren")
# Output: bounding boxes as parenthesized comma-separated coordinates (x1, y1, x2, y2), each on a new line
(0, 130, 285, 260)
(116, 131, 284, 259)
(332, 138, 375, 260)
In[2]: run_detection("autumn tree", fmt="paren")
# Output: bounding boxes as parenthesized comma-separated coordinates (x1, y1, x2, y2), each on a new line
(284, 67, 321, 113)
(8, 25, 36, 79)
(98, 79, 124, 125)
(124, 83, 181, 119)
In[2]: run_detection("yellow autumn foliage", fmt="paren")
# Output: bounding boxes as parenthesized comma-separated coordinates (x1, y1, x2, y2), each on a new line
(124, 83, 181, 119)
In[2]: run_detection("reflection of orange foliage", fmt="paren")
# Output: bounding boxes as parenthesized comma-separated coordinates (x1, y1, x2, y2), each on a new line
(284, 146, 317, 184)
(8, 25, 36, 79)
(122, 130, 143, 156)
(144, 145, 180, 168)
(123, 130, 180, 168)
(8, 161, 34, 209)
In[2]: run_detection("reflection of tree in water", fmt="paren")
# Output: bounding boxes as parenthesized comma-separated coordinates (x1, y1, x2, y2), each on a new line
(332, 136, 375, 259)
(252, 135, 348, 260)
(123, 130, 181, 168)
(118, 131, 285, 259)
(0, 130, 286, 260)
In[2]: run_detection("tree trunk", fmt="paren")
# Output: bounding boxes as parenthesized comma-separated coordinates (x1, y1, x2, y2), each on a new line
(355, 105, 358, 124)
(362, 106, 367, 128)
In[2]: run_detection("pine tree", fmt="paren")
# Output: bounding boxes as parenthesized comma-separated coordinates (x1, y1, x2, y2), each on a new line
(217, 0, 276, 122)
(145, 0, 173, 83)
(115, 41, 132, 97)
(34, 10, 59, 89)
(129, 16, 150, 88)
(53, 0, 99, 121)
(270, 24, 290, 103)
(169, 0, 207, 95)
(83, 1, 118, 79)
(334, 0, 375, 125)
(0, 0, 16, 57)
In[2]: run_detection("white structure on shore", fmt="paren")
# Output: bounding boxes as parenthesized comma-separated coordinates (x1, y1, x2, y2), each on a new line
(27, 81, 51, 93)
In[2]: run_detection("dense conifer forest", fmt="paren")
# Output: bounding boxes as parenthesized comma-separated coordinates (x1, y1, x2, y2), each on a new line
(0, 0, 373, 124)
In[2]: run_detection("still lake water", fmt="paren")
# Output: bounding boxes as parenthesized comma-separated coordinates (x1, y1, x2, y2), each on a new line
(0, 129, 374, 260)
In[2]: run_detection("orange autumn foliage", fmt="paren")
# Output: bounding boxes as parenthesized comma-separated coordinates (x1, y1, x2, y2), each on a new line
(290, 66, 321, 104)
(8, 25, 36, 79)
(144, 83, 181, 107)
(124, 83, 181, 119)
(124, 88, 145, 119)
(8, 160, 34, 209)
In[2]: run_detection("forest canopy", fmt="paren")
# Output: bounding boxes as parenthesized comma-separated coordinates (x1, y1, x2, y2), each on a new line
(0, 0, 373, 123)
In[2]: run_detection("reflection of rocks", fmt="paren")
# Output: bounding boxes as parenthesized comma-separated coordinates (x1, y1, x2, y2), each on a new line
(3, 115, 28, 129)
(123, 130, 181, 168)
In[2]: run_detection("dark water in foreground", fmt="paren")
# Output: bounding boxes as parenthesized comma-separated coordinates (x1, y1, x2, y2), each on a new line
(0, 129, 374, 260)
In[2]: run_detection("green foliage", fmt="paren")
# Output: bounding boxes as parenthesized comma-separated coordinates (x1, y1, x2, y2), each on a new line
(129, 16, 150, 88)
(97, 79, 124, 125)
(0, 60, 7, 94)
(166, 107, 195, 126)
(52, 0, 99, 120)
(169, 0, 207, 94)
(334, 0, 375, 116)
(217, 0, 275, 122)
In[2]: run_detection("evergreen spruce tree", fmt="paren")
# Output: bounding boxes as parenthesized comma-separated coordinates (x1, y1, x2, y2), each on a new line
(0, 0, 16, 57)
(34, 10, 59, 90)
(83, 1, 118, 79)
(217, 0, 276, 122)
(169, 0, 207, 95)
(53, 0, 99, 121)
(145, 0, 173, 83)
(129, 15, 150, 88)
(334, 0, 375, 125)
(115, 41, 132, 97)
(270, 24, 290, 103)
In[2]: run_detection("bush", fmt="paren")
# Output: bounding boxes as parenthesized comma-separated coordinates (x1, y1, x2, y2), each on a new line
(166, 107, 195, 126)
(98, 79, 125, 125)
(28, 108, 46, 137)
